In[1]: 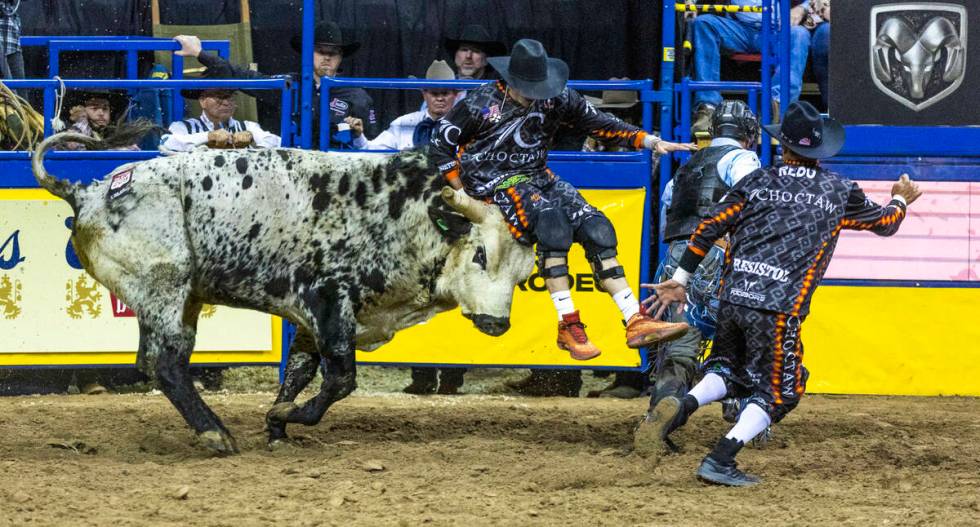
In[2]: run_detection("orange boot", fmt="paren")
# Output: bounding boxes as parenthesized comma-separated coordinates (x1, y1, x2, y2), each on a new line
(557, 311, 602, 360)
(625, 312, 689, 348)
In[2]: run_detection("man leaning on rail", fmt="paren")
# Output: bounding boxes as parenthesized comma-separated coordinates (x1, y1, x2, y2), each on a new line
(173, 21, 378, 149)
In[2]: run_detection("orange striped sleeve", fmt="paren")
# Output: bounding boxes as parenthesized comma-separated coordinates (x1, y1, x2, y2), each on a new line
(444, 166, 460, 185)
(632, 131, 648, 149)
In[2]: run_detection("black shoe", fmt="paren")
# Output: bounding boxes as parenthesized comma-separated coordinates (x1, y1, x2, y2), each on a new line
(403, 381, 437, 395)
(506, 370, 581, 397)
(692, 103, 716, 135)
(436, 383, 461, 395)
(696, 456, 761, 487)
(633, 395, 692, 459)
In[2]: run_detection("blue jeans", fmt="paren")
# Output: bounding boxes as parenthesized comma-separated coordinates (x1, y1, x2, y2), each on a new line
(691, 15, 811, 108)
(811, 22, 830, 108)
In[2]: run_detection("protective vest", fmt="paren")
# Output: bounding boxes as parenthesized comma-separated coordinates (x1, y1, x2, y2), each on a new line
(663, 144, 740, 242)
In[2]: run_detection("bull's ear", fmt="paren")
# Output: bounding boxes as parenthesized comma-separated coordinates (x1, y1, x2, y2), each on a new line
(428, 206, 472, 242)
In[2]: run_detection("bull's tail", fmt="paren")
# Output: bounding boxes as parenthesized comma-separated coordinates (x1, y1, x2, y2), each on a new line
(31, 119, 158, 207)
(30, 132, 92, 206)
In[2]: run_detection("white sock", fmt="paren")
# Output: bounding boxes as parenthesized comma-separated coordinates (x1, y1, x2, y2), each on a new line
(551, 290, 575, 320)
(612, 288, 640, 320)
(688, 372, 728, 406)
(725, 403, 772, 444)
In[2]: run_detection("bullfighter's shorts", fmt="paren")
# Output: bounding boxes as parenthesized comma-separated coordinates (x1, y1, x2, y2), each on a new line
(702, 301, 808, 423)
(490, 175, 604, 247)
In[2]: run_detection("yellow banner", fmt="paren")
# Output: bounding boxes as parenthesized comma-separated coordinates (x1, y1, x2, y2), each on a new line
(0, 190, 280, 366)
(357, 188, 648, 368)
(805, 285, 980, 396)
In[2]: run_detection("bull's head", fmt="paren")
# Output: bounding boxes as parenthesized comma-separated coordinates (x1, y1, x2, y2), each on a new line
(873, 16, 965, 100)
(433, 187, 534, 336)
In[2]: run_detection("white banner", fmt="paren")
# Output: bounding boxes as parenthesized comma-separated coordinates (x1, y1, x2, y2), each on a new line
(0, 193, 273, 355)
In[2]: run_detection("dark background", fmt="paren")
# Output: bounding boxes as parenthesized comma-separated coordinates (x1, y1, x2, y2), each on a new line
(19, 0, 663, 130)
(829, 0, 979, 126)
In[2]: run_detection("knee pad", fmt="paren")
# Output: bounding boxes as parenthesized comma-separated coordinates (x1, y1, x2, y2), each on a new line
(580, 215, 618, 260)
(571, 215, 622, 282)
(533, 207, 574, 253)
(536, 249, 569, 279)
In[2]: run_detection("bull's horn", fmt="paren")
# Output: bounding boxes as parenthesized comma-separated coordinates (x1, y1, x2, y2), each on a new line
(441, 186, 486, 223)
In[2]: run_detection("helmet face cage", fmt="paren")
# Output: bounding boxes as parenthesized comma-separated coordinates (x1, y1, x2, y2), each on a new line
(654, 244, 725, 339)
(711, 100, 760, 146)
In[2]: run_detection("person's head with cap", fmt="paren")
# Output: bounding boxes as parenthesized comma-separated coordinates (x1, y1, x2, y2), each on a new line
(444, 24, 507, 79)
(290, 21, 361, 79)
(421, 60, 458, 119)
(67, 90, 128, 131)
(763, 101, 845, 163)
(487, 39, 568, 107)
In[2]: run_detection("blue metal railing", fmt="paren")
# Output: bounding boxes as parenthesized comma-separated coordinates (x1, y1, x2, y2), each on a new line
(317, 77, 660, 152)
(22, 37, 232, 122)
(2, 78, 292, 146)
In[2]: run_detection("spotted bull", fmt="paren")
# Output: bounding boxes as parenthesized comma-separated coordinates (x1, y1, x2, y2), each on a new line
(32, 134, 533, 454)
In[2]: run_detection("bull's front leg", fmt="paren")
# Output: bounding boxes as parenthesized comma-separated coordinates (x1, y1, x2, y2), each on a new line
(266, 325, 320, 443)
(137, 301, 238, 455)
(266, 297, 357, 434)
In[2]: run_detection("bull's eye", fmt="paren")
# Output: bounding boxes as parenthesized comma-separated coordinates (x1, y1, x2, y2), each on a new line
(472, 246, 487, 270)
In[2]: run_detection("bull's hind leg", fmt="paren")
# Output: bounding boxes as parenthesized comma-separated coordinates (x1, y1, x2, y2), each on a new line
(266, 326, 320, 443)
(266, 296, 357, 437)
(137, 297, 238, 455)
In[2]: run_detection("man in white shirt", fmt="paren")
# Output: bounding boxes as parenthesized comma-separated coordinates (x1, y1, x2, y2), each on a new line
(160, 88, 280, 152)
(350, 60, 458, 151)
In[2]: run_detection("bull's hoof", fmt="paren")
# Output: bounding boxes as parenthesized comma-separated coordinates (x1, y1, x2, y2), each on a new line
(267, 438, 291, 451)
(266, 402, 299, 424)
(198, 430, 239, 456)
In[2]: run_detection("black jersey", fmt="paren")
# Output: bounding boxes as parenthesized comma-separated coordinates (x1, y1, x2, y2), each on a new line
(430, 81, 650, 198)
(677, 163, 907, 317)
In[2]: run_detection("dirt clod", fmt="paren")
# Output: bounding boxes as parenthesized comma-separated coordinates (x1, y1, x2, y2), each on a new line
(173, 486, 190, 500)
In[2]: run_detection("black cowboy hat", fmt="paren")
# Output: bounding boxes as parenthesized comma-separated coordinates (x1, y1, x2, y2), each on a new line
(487, 39, 568, 100)
(63, 89, 130, 118)
(290, 21, 361, 56)
(180, 87, 241, 100)
(443, 24, 507, 58)
(763, 101, 845, 159)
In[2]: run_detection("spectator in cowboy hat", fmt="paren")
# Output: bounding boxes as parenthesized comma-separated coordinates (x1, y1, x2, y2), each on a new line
(443, 24, 507, 80)
(160, 85, 280, 152)
(55, 89, 140, 151)
(350, 60, 458, 151)
(173, 20, 379, 148)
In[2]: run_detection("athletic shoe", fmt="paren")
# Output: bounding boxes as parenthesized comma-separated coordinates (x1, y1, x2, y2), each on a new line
(697, 456, 761, 487)
(625, 312, 689, 348)
(557, 311, 601, 360)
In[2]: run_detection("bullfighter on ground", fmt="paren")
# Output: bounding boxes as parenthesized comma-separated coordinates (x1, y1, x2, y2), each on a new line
(636, 101, 922, 487)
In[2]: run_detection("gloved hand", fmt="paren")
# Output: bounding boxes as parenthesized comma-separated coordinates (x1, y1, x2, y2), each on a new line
(207, 129, 233, 148)
(232, 131, 253, 148)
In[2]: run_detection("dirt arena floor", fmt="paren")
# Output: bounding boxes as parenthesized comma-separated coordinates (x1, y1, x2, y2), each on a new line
(1, 371, 979, 526)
